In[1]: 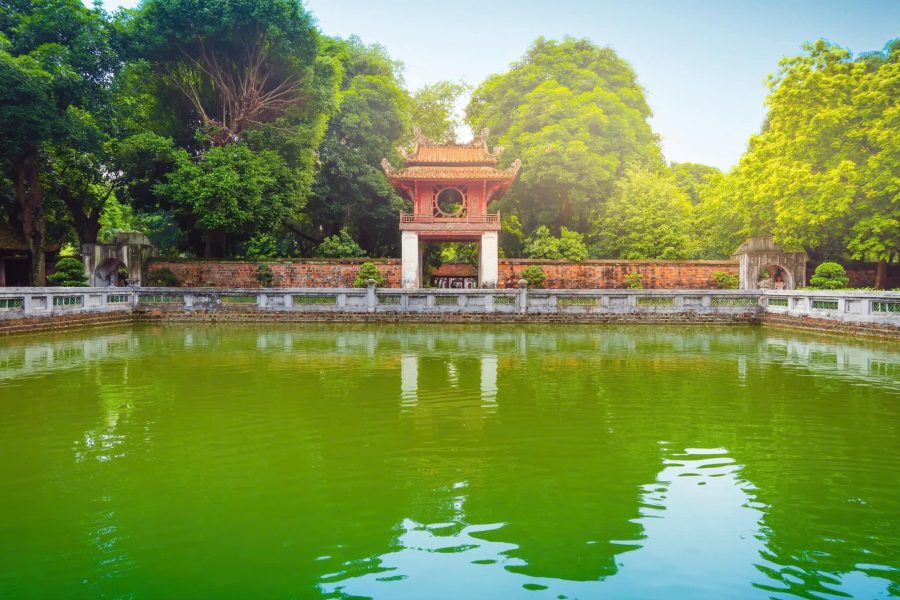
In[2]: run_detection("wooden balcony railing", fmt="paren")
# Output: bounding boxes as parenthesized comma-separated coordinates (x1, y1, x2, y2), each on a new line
(400, 212, 500, 224)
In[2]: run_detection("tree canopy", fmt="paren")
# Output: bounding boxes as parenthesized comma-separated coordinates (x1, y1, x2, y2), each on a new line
(592, 169, 696, 260)
(467, 37, 663, 234)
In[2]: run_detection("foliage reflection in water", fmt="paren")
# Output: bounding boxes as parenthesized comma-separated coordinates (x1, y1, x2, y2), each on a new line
(0, 324, 897, 599)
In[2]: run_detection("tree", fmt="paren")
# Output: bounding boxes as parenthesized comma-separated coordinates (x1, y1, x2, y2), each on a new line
(670, 162, 722, 205)
(304, 37, 408, 256)
(314, 227, 366, 258)
(808, 262, 849, 289)
(523, 226, 588, 261)
(692, 173, 751, 259)
(0, 0, 117, 284)
(723, 39, 899, 287)
(353, 262, 384, 287)
(592, 169, 696, 260)
(47, 257, 88, 287)
(466, 37, 663, 233)
(123, 0, 340, 256)
(409, 80, 469, 142)
(156, 143, 300, 255)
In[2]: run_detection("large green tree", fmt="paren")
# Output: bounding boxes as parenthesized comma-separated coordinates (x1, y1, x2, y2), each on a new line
(670, 162, 721, 206)
(122, 0, 340, 256)
(409, 80, 469, 142)
(466, 37, 663, 234)
(304, 37, 408, 257)
(722, 39, 899, 286)
(592, 169, 696, 260)
(0, 0, 117, 283)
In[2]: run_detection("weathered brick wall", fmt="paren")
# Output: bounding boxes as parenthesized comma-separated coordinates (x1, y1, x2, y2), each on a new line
(499, 259, 738, 289)
(149, 259, 403, 288)
(149, 258, 739, 289)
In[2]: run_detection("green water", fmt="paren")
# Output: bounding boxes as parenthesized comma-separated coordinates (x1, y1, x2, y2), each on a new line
(0, 324, 897, 600)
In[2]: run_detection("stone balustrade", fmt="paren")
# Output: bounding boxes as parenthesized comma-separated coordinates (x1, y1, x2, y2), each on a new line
(0, 286, 897, 333)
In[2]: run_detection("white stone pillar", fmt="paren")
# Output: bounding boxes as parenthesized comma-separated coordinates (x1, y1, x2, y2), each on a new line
(401, 231, 420, 289)
(479, 231, 499, 288)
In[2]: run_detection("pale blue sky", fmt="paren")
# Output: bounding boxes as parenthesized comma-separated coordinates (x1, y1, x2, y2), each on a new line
(103, 0, 898, 170)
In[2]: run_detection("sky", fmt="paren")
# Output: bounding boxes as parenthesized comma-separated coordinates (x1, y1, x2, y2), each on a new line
(102, 0, 899, 171)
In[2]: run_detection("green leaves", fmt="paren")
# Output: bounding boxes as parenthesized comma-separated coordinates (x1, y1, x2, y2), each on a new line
(314, 227, 366, 259)
(523, 225, 588, 262)
(592, 169, 695, 260)
(466, 37, 663, 233)
(721, 39, 899, 263)
(157, 143, 298, 235)
(47, 257, 87, 286)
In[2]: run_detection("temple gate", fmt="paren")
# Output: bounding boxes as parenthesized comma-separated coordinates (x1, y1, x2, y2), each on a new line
(382, 128, 520, 289)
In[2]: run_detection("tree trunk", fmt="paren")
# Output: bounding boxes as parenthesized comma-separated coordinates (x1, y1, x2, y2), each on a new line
(59, 187, 102, 245)
(14, 155, 46, 286)
(874, 259, 887, 290)
(204, 229, 226, 258)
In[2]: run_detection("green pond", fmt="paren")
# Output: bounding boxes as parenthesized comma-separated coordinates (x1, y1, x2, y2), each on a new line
(0, 324, 898, 600)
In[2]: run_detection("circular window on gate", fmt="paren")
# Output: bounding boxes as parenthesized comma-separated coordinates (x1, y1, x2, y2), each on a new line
(434, 187, 467, 217)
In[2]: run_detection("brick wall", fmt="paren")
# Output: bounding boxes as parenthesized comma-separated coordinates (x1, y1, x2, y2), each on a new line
(499, 259, 738, 289)
(149, 259, 403, 288)
(149, 258, 738, 289)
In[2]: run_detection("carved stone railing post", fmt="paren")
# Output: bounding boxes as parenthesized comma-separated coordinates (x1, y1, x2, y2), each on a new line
(366, 279, 377, 313)
(518, 279, 528, 314)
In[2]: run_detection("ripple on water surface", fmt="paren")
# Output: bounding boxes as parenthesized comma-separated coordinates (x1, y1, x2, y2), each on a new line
(0, 324, 897, 599)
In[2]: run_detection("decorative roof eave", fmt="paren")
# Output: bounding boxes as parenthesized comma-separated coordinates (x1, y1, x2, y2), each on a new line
(395, 127, 505, 165)
(381, 159, 521, 182)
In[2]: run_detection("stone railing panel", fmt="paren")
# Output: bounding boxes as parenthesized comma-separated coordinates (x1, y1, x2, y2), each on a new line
(1, 287, 897, 331)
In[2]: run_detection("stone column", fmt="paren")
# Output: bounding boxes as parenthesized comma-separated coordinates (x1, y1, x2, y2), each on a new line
(479, 231, 499, 288)
(401, 231, 420, 289)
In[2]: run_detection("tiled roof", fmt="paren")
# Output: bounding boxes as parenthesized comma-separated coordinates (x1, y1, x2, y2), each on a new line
(382, 160, 521, 181)
(0, 222, 29, 251)
(398, 127, 503, 165)
(407, 145, 497, 165)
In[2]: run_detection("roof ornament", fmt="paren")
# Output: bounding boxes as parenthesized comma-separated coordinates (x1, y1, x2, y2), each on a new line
(380, 158, 396, 176)
(413, 127, 430, 145)
(504, 159, 522, 176)
(473, 127, 490, 146)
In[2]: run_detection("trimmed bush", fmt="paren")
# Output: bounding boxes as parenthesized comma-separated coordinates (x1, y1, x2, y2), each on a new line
(255, 264, 274, 288)
(47, 257, 88, 287)
(521, 265, 546, 289)
(146, 267, 181, 287)
(315, 228, 366, 258)
(809, 262, 849, 289)
(353, 262, 385, 287)
(713, 271, 739, 289)
(624, 272, 644, 289)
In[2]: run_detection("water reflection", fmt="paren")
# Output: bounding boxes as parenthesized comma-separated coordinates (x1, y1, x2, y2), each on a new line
(0, 324, 897, 599)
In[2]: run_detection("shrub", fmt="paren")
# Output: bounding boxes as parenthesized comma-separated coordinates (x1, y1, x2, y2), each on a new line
(713, 271, 739, 289)
(523, 226, 588, 262)
(255, 264, 274, 288)
(146, 267, 181, 287)
(47, 257, 88, 287)
(521, 265, 546, 288)
(809, 262, 849, 289)
(624, 272, 644, 289)
(353, 262, 385, 287)
(315, 227, 366, 258)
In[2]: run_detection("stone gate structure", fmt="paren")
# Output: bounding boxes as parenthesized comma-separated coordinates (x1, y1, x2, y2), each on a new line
(82, 232, 155, 287)
(733, 236, 807, 290)
(382, 128, 520, 289)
